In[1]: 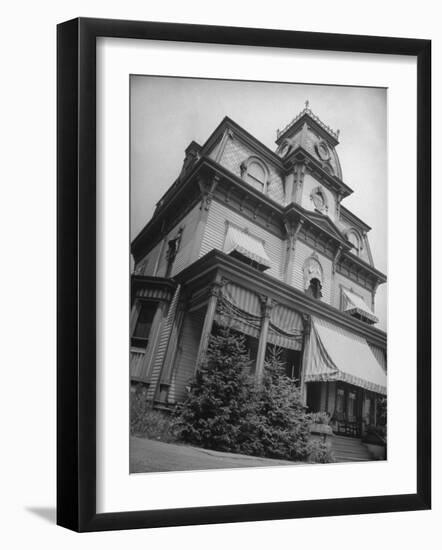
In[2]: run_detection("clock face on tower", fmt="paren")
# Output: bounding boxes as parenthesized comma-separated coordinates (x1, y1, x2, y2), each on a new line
(315, 140, 331, 161)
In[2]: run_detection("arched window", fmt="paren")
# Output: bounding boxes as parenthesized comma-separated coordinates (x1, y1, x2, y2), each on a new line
(306, 277, 323, 299)
(241, 157, 269, 194)
(346, 230, 362, 256)
(303, 254, 324, 301)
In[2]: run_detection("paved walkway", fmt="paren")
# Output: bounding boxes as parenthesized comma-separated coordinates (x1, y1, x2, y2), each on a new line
(130, 436, 295, 473)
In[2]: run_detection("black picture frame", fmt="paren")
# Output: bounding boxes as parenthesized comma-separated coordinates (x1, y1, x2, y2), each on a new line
(57, 17, 431, 532)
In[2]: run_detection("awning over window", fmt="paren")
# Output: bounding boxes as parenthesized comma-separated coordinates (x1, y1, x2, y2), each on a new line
(342, 288, 379, 324)
(224, 225, 271, 270)
(305, 317, 387, 395)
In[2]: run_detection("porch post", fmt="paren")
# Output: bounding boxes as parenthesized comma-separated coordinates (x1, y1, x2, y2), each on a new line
(195, 280, 222, 367)
(255, 296, 273, 384)
(300, 314, 311, 406)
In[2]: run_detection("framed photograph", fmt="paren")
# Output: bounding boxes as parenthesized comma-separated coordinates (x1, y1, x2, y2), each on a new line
(57, 17, 431, 532)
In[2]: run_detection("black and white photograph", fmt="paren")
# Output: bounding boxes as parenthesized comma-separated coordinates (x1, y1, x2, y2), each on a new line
(129, 76, 388, 473)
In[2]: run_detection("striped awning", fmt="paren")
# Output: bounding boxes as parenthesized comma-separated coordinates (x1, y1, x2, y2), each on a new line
(268, 304, 303, 350)
(214, 283, 262, 339)
(342, 288, 378, 324)
(214, 283, 303, 349)
(224, 225, 271, 270)
(305, 317, 387, 395)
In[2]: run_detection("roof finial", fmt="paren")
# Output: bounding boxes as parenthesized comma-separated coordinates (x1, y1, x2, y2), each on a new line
(305, 99, 310, 109)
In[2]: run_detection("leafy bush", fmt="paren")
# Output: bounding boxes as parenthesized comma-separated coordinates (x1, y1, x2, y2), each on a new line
(306, 439, 334, 463)
(130, 391, 177, 442)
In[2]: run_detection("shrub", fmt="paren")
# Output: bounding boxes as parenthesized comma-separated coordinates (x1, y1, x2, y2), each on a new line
(130, 391, 177, 442)
(239, 346, 312, 461)
(175, 335, 313, 462)
(306, 439, 334, 463)
(173, 327, 254, 453)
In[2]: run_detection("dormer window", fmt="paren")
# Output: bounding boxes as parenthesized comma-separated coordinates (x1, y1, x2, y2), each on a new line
(240, 157, 269, 194)
(346, 229, 362, 256)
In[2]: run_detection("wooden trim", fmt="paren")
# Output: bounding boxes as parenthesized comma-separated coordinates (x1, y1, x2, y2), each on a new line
(255, 296, 273, 383)
(142, 301, 167, 381)
(195, 279, 222, 366)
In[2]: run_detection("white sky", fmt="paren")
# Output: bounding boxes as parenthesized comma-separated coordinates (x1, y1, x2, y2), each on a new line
(131, 76, 387, 330)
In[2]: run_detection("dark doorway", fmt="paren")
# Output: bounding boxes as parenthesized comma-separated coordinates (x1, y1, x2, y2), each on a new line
(306, 382, 322, 412)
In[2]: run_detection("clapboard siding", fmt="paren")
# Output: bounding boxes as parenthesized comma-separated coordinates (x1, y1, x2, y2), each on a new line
(129, 350, 145, 379)
(169, 307, 206, 403)
(144, 241, 162, 275)
(146, 286, 181, 400)
(333, 272, 373, 312)
(201, 200, 283, 280)
(144, 204, 201, 278)
(218, 136, 285, 205)
(292, 240, 333, 305)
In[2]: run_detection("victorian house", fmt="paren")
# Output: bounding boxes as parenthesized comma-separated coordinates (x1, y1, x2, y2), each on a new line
(130, 103, 387, 440)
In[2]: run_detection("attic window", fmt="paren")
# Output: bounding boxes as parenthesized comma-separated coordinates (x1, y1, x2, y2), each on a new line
(241, 157, 269, 194)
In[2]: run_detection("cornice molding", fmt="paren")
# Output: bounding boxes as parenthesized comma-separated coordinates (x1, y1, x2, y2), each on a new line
(132, 159, 386, 283)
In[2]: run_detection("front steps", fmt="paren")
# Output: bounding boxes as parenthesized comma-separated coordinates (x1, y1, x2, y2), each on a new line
(331, 435, 373, 463)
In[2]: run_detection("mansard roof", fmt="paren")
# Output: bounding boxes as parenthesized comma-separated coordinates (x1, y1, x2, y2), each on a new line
(201, 116, 284, 169)
(339, 204, 372, 233)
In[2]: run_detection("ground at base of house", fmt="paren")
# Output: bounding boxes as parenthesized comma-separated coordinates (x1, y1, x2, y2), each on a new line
(130, 436, 298, 473)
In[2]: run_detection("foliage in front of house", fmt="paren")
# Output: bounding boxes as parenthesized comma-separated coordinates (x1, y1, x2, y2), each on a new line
(238, 346, 312, 461)
(174, 328, 331, 462)
(131, 390, 177, 443)
(173, 328, 255, 453)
